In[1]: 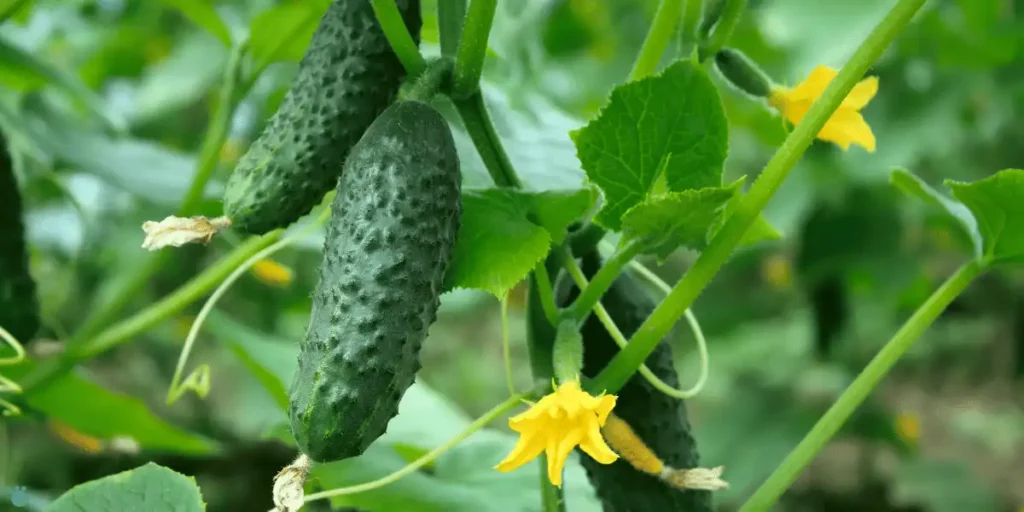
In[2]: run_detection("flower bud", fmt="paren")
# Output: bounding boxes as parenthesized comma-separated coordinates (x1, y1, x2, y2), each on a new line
(714, 47, 774, 98)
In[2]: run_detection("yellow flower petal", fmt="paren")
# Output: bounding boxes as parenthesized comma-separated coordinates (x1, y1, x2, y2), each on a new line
(495, 429, 546, 473)
(546, 428, 582, 487)
(580, 420, 620, 465)
(842, 76, 879, 109)
(785, 65, 838, 102)
(251, 259, 293, 287)
(816, 109, 876, 152)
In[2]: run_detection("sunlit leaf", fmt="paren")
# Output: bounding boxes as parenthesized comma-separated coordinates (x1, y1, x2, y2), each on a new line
(946, 169, 1024, 265)
(247, 1, 331, 68)
(571, 59, 728, 230)
(158, 0, 232, 48)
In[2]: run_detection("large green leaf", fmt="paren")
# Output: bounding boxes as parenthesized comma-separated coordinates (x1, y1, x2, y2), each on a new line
(571, 59, 728, 230)
(445, 187, 597, 297)
(5, 362, 216, 455)
(946, 169, 1024, 265)
(621, 184, 737, 260)
(247, 1, 331, 68)
(889, 167, 980, 257)
(46, 463, 206, 512)
(158, 0, 233, 48)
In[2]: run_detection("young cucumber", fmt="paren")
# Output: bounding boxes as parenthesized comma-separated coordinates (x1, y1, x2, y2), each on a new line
(0, 132, 40, 344)
(223, 0, 421, 234)
(288, 100, 461, 462)
(560, 250, 712, 512)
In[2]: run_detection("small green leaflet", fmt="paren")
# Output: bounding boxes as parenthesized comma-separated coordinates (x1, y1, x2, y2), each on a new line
(946, 169, 1024, 265)
(445, 187, 598, 297)
(158, 0, 233, 48)
(46, 463, 205, 512)
(621, 184, 738, 261)
(571, 59, 728, 230)
(709, 183, 783, 247)
(247, 1, 331, 70)
(889, 167, 981, 257)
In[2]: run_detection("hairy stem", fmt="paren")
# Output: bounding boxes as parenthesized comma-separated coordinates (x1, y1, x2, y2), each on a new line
(740, 260, 982, 511)
(452, 93, 522, 188)
(372, 0, 426, 76)
(589, 0, 929, 396)
(452, 0, 496, 96)
(630, 0, 686, 81)
(698, 0, 747, 61)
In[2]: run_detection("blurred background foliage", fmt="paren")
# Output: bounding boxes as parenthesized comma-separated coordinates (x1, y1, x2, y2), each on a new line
(1, 0, 1023, 511)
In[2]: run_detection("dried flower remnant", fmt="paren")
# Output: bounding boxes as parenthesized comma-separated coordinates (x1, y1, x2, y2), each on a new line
(141, 215, 231, 250)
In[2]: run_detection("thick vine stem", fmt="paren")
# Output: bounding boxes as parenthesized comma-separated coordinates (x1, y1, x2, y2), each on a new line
(371, 0, 426, 77)
(438, 0, 467, 58)
(453, 93, 522, 188)
(565, 241, 643, 325)
(740, 260, 983, 510)
(452, 0, 496, 97)
(589, 0, 929, 397)
(406, 58, 454, 102)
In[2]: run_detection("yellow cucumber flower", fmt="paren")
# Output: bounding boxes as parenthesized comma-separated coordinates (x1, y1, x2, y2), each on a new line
(495, 378, 618, 487)
(768, 65, 878, 152)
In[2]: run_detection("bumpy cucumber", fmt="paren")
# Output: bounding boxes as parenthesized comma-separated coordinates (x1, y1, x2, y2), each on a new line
(0, 132, 40, 344)
(223, 0, 421, 234)
(288, 100, 461, 462)
(559, 251, 711, 512)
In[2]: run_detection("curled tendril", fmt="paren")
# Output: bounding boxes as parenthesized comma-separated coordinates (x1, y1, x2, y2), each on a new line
(0, 326, 27, 416)
(166, 207, 332, 405)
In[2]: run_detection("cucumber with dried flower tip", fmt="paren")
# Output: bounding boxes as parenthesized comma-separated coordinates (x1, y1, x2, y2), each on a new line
(558, 250, 712, 512)
(288, 100, 461, 462)
(223, 0, 421, 234)
(0, 131, 40, 344)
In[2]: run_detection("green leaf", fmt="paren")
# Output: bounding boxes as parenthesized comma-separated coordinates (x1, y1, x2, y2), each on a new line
(571, 59, 728, 230)
(890, 459, 999, 512)
(946, 169, 1024, 265)
(46, 462, 206, 512)
(0, 0, 34, 24)
(0, 36, 122, 132)
(445, 187, 597, 297)
(889, 167, 980, 257)
(247, 1, 331, 69)
(158, 0, 232, 48)
(5, 362, 217, 455)
(621, 184, 738, 260)
(130, 32, 228, 126)
(204, 311, 297, 412)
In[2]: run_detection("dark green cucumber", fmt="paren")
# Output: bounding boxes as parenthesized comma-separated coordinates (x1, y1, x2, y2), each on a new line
(223, 0, 421, 234)
(558, 251, 711, 512)
(288, 100, 461, 462)
(0, 132, 40, 344)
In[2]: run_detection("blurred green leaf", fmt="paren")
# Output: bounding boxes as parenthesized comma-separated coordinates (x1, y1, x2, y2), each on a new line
(46, 462, 205, 512)
(0, 0, 34, 24)
(889, 167, 981, 257)
(247, 0, 331, 69)
(709, 186, 783, 248)
(131, 32, 228, 126)
(205, 311, 297, 412)
(890, 458, 999, 512)
(946, 169, 1024, 265)
(0, 36, 122, 132)
(621, 184, 737, 260)
(159, 0, 232, 48)
(6, 362, 217, 455)
(445, 187, 596, 297)
(571, 59, 728, 230)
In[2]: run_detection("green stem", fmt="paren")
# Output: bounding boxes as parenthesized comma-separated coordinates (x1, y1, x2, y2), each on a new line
(539, 454, 566, 512)
(438, 0, 467, 58)
(566, 241, 643, 324)
(740, 260, 982, 511)
(20, 231, 284, 394)
(697, 0, 747, 61)
(552, 319, 584, 383)
(679, 0, 704, 54)
(567, 222, 607, 257)
(532, 261, 560, 326)
(452, 0, 496, 97)
(406, 58, 453, 102)
(71, 40, 250, 342)
(372, 0, 426, 77)
(589, 0, 929, 396)
(630, 0, 686, 81)
(452, 93, 522, 188)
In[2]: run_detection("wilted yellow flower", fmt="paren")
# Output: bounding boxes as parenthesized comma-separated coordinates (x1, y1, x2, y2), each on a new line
(251, 259, 293, 287)
(495, 378, 618, 486)
(768, 65, 878, 152)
